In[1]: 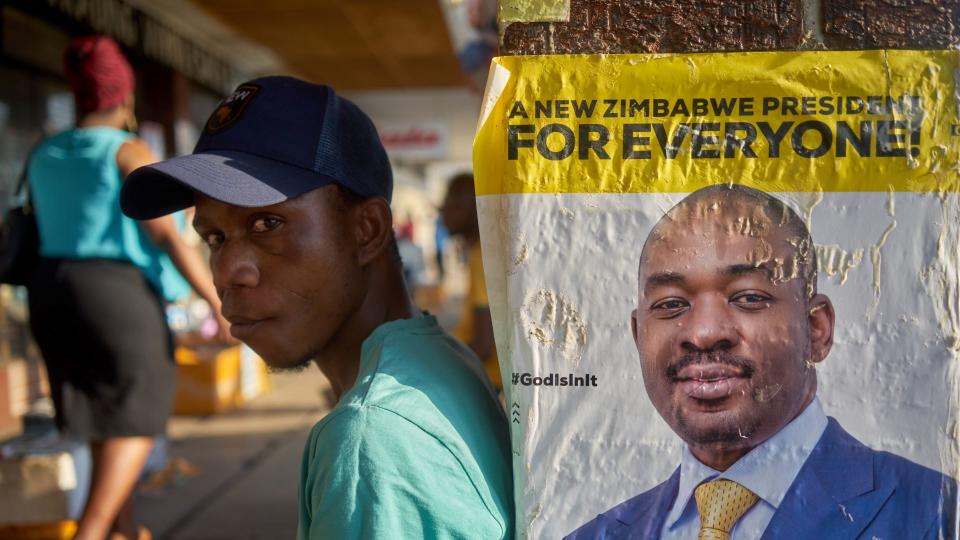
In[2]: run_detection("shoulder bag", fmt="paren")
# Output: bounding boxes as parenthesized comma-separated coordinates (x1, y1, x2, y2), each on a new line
(0, 142, 41, 286)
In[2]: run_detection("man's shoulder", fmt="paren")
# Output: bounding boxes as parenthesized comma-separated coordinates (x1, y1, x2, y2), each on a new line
(784, 417, 957, 537)
(872, 446, 950, 482)
(868, 443, 955, 509)
(818, 417, 952, 493)
(870, 449, 956, 538)
(564, 469, 679, 540)
(306, 318, 507, 470)
(300, 401, 512, 539)
(304, 398, 497, 474)
(305, 402, 426, 454)
(365, 323, 498, 420)
(301, 404, 453, 493)
(374, 318, 468, 366)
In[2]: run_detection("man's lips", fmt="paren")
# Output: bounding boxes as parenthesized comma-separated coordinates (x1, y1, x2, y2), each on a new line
(225, 315, 272, 339)
(673, 363, 750, 400)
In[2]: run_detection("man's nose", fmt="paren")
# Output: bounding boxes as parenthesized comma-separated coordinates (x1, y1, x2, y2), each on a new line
(211, 242, 260, 292)
(679, 295, 739, 352)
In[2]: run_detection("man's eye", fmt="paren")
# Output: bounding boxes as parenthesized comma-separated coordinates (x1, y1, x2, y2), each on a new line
(202, 232, 224, 248)
(251, 216, 282, 233)
(731, 292, 772, 309)
(651, 298, 688, 311)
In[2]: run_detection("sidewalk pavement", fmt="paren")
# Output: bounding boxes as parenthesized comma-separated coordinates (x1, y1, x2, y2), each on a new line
(134, 368, 334, 540)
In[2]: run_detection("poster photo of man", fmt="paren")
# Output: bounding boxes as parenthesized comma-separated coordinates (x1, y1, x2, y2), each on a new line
(565, 184, 955, 540)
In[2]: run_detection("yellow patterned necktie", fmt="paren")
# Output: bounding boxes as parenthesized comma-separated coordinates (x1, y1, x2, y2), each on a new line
(694, 479, 759, 540)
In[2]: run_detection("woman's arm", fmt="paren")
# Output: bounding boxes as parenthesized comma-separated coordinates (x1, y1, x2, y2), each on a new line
(117, 138, 233, 342)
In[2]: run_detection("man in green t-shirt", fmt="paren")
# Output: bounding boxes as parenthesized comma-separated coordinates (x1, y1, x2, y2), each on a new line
(120, 76, 514, 539)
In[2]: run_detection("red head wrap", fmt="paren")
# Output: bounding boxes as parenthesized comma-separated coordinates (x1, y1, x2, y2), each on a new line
(64, 35, 135, 115)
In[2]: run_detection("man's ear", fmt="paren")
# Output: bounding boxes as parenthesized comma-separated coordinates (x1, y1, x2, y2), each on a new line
(807, 293, 835, 364)
(354, 198, 393, 266)
(631, 308, 642, 353)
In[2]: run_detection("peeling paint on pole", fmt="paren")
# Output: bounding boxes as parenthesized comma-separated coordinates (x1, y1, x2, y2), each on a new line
(499, 0, 570, 25)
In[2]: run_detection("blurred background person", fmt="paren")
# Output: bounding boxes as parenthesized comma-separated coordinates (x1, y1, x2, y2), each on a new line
(396, 216, 426, 296)
(25, 35, 229, 540)
(441, 172, 500, 390)
(434, 214, 449, 280)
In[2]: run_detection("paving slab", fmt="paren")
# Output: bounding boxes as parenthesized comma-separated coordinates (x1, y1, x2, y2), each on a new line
(135, 368, 333, 540)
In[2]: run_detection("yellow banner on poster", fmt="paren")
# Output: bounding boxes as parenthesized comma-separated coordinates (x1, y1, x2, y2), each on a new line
(474, 50, 960, 195)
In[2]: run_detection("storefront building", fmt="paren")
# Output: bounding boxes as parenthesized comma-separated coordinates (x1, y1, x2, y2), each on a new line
(0, 0, 249, 438)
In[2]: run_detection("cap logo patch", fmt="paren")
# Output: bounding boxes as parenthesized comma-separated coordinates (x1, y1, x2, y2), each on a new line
(205, 84, 260, 133)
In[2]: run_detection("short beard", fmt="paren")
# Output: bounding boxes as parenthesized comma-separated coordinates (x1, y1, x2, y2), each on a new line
(675, 408, 762, 446)
(264, 353, 315, 374)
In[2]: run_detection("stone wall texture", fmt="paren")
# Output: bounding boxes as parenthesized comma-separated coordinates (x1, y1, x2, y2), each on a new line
(501, 0, 959, 54)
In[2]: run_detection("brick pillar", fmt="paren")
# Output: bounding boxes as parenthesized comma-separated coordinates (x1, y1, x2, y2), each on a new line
(500, 0, 959, 54)
(822, 1, 958, 48)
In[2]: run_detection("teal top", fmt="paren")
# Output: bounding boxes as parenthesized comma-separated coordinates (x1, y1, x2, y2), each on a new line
(298, 314, 514, 540)
(28, 127, 189, 301)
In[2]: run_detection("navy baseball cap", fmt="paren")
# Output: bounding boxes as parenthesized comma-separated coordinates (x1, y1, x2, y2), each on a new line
(121, 76, 392, 220)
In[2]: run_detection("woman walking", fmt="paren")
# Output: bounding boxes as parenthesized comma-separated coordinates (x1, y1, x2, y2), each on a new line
(26, 35, 229, 540)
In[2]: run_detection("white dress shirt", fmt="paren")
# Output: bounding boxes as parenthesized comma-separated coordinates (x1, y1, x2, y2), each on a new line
(660, 397, 829, 540)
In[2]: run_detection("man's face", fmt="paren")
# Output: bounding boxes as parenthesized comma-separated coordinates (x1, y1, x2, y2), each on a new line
(193, 186, 364, 369)
(633, 197, 833, 455)
(441, 179, 476, 236)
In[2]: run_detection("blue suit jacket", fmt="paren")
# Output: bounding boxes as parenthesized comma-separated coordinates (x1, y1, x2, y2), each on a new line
(566, 419, 956, 540)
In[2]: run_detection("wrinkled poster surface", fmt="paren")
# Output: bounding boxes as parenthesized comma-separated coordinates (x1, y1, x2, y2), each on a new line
(473, 51, 960, 539)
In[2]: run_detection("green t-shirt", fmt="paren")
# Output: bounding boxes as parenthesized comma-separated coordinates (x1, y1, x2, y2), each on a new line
(298, 314, 514, 539)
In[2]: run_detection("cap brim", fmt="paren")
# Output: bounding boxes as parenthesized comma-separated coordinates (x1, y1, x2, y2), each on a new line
(120, 150, 336, 219)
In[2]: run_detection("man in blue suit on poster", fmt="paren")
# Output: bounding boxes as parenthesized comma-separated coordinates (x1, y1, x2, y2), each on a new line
(566, 185, 955, 540)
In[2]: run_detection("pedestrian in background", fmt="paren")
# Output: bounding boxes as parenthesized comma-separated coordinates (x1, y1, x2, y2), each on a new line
(26, 35, 229, 540)
(396, 218, 425, 293)
(442, 172, 501, 390)
(434, 214, 448, 279)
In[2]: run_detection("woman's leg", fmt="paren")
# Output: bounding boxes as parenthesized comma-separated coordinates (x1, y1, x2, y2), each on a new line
(110, 493, 137, 539)
(74, 437, 153, 540)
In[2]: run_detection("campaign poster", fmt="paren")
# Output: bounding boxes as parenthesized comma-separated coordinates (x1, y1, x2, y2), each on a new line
(473, 51, 960, 539)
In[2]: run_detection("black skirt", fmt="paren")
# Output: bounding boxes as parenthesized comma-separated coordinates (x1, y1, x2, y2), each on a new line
(28, 258, 176, 439)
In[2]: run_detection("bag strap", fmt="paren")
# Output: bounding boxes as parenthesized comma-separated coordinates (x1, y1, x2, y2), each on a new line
(15, 161, 28, 199)
(14, 135, 46, 203)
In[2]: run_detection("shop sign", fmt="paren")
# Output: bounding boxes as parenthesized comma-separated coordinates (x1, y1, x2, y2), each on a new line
(41, 0, 237, 93)
(379, 122, 449, 161)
